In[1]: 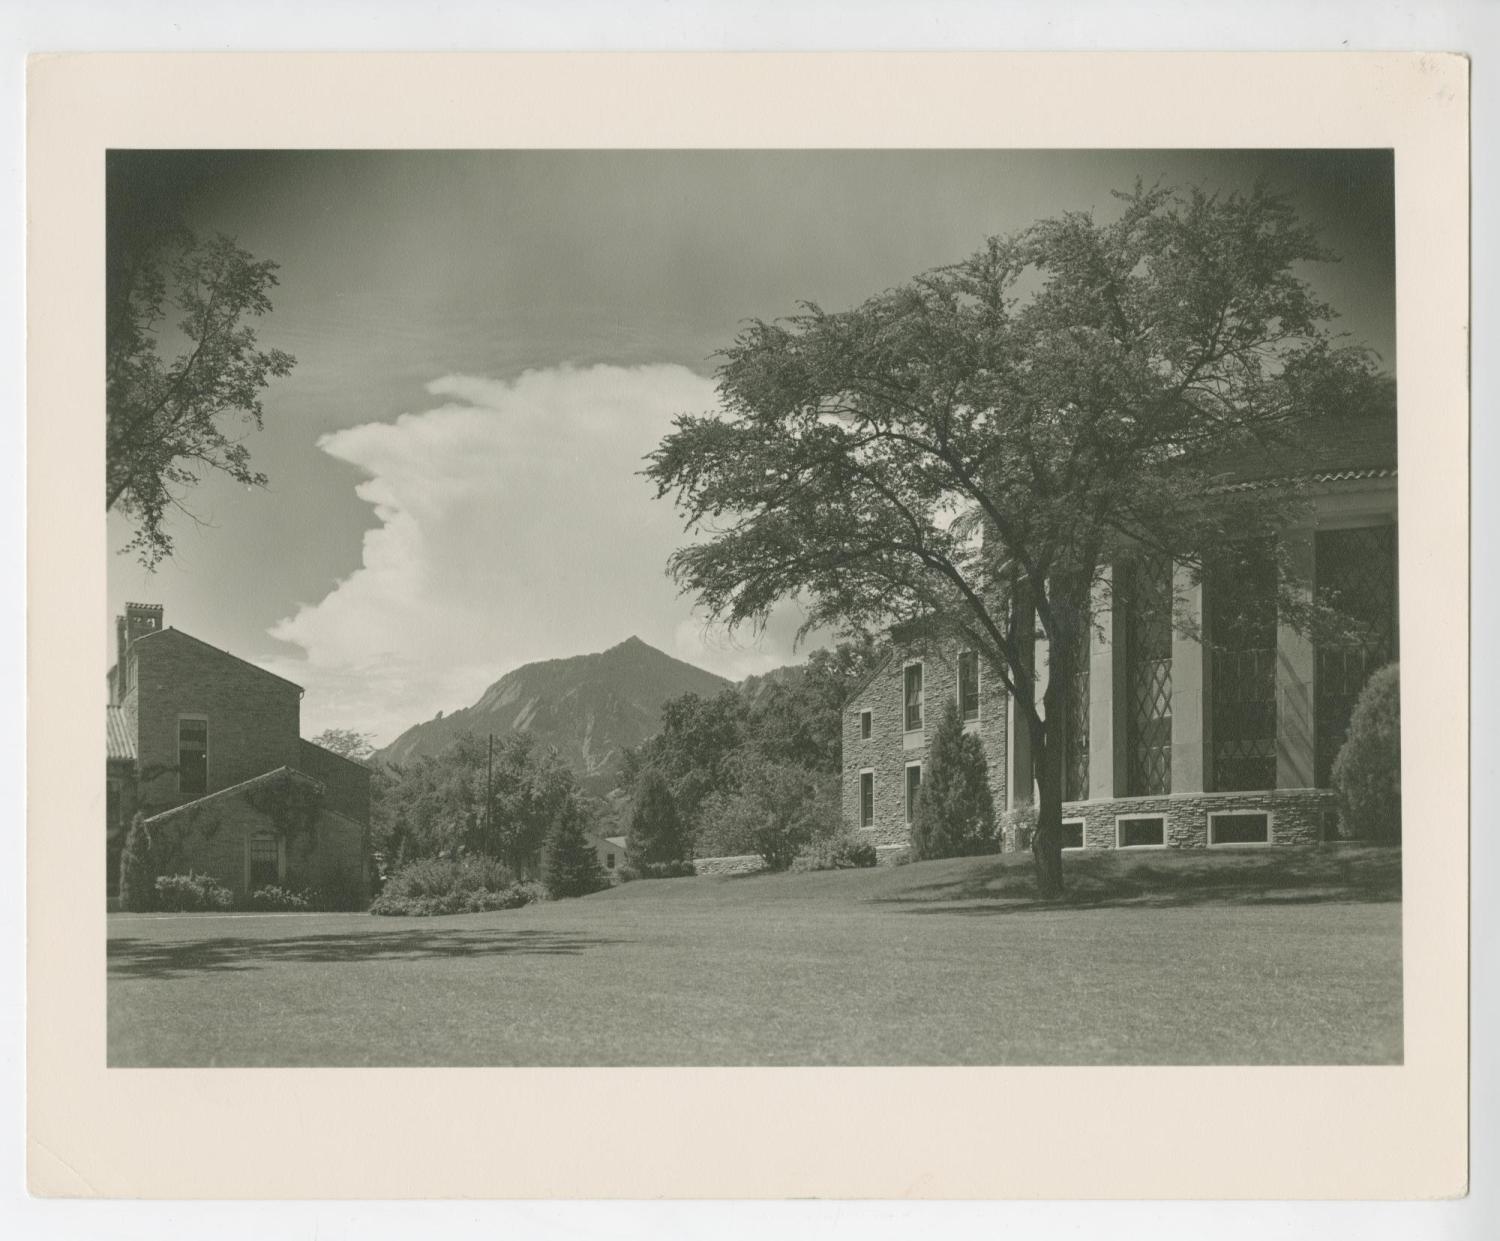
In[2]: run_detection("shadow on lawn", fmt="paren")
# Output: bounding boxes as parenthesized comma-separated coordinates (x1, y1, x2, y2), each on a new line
(880, 847, 1402, 916)
(108, 926, 626, 981)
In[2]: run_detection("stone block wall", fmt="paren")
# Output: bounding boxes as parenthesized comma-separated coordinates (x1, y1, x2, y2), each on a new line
(1017, 787, 1339, 852)
(841, 643, 1008, 849)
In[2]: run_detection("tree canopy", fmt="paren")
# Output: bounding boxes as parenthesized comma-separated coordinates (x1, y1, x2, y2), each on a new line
(647, 182, 1394, 895)
(107, 219, 295, 567)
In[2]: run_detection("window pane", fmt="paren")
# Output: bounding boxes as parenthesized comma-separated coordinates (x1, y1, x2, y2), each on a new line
(860, 772, 874, 827)
(1210, 813, 1269, 845)
(959, 651, 980, 722)
(860, 711, 872, 740)
(1119, 817, 1165, 847)
(904, 664, 923, 731)
(905, 765, 922, 822)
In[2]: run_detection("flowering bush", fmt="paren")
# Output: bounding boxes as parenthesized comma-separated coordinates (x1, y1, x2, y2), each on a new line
(153, 872, 233, 912)
(792, 835, 879, 872)
(248, 885, 313, 911)
(369, 881, 543, 917)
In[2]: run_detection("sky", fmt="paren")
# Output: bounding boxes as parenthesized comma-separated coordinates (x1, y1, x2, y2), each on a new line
(106, 149, 1396, 744)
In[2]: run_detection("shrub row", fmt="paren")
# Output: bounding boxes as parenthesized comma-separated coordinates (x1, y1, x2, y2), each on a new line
(618, 859, 697, 882)
(369, 881, 544, 917)
(791, 835, 879, 872)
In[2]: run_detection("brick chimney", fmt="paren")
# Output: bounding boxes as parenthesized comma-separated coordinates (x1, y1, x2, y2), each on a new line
(115, 602, 163, 699)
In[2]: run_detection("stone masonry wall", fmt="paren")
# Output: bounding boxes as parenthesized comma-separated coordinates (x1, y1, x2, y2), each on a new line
(1021, 787, 1338, 852)
(132, 629, 302, 811)
(842, 644, 1008, 849)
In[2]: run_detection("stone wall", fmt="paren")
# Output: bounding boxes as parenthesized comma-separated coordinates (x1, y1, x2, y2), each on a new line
(693, 853, 766, 877)
(841, 643, 1007, 849)
(132, 629, 302, 811)
(997, 787, 1337, 852)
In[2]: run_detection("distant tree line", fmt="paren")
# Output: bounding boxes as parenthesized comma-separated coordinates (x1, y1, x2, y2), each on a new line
(616, 635, 888, 870)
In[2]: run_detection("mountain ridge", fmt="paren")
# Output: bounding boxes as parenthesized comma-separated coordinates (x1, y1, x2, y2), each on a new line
(375, 636, 735, 791)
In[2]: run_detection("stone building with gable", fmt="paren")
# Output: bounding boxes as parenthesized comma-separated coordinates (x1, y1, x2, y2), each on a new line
(106, 603, 371, 906)
(842, 415, 1398, 855)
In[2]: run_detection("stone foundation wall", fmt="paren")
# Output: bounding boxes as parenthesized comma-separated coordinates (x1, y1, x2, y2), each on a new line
(998, 788, 1338, 852)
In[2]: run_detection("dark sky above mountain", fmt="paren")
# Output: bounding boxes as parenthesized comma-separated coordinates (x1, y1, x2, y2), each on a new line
(106, 149, 1395, 742)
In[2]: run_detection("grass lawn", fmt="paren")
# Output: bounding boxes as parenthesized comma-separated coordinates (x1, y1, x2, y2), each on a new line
(108, 844, 1402, 1067)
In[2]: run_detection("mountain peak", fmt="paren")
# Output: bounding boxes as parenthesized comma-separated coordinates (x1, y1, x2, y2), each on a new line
(375, 635, 731, 790)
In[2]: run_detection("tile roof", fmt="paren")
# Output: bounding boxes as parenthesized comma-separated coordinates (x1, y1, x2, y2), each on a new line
(1195, 413, 1397, 487)
(106, 705, 136, 762)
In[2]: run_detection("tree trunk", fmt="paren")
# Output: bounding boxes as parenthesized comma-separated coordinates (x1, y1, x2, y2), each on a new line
(1028, 649, 1069, 900)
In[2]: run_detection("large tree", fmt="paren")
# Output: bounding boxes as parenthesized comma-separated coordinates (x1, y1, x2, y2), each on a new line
(107, 218, 295, 567)
(647, 182, 1393, 897)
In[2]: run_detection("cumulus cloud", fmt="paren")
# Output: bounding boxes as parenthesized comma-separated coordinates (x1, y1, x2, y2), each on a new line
(263, 363, 824, 743)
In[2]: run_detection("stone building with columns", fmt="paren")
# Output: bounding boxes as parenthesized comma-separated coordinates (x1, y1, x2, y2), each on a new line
(841, 415, 1398, 853)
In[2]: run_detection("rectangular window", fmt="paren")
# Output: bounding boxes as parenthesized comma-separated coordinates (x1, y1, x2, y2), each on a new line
(1117, 815, 1166, 848)
(904, 763, 922, 824)
(178, 717, 208, 800)
(860, 710, 872, 740)
(958, 650, 980, 722)
(904, 663, 924, 732)
(860, 770, 874, 827)
(1061, 819, 1085, 850)
(606, 853, 616, 870)
(248, 832, 279, 889)
(1208, 811, 1271, 846)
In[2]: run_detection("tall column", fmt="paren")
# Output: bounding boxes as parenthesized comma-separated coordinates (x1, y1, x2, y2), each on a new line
(1171, 563, 1209, 794)
(1087, 569, 1120, 800)
(1276, 529, 1317, 788)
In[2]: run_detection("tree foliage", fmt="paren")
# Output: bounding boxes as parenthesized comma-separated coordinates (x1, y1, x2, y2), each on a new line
(909, 700, 997, 860)
(617, 634, 889, 851)
(310, 728, 376, 763)
(107, 216, 295, 567)
(542, 805, 612, 899)
(118, 812, 156, 912)
(626, 769, 689, 870)
(646, 182, 1393, 895)
(1332, 662, 1401, 845)
(371, 731, 584, 875)
(700, 756, 840, 872)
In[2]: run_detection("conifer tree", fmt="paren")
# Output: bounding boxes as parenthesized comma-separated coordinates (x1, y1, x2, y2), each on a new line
(626, 768, 688, 870)
(541, 806, 610, 899)
(910, 699, 997, 860)
(118, 811, 156, 912)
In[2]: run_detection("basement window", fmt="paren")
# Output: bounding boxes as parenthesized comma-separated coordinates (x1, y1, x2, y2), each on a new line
(1208, 811, 1271, 846)
(1061, 819, 1085, 850)
(1116, 815, 1166, 849)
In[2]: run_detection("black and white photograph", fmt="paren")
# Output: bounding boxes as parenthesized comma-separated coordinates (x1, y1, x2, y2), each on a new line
(101, 146, 1405, 1069)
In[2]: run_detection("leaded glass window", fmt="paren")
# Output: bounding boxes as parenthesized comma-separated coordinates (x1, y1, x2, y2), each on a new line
(1124, 556, 1173, 796)
(1315, 526, 1398, 786)
(1209, 540, 1278, 791)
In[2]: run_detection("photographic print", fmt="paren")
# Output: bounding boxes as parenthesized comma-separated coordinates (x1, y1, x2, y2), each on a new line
(102, 147, 1403, 1069)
